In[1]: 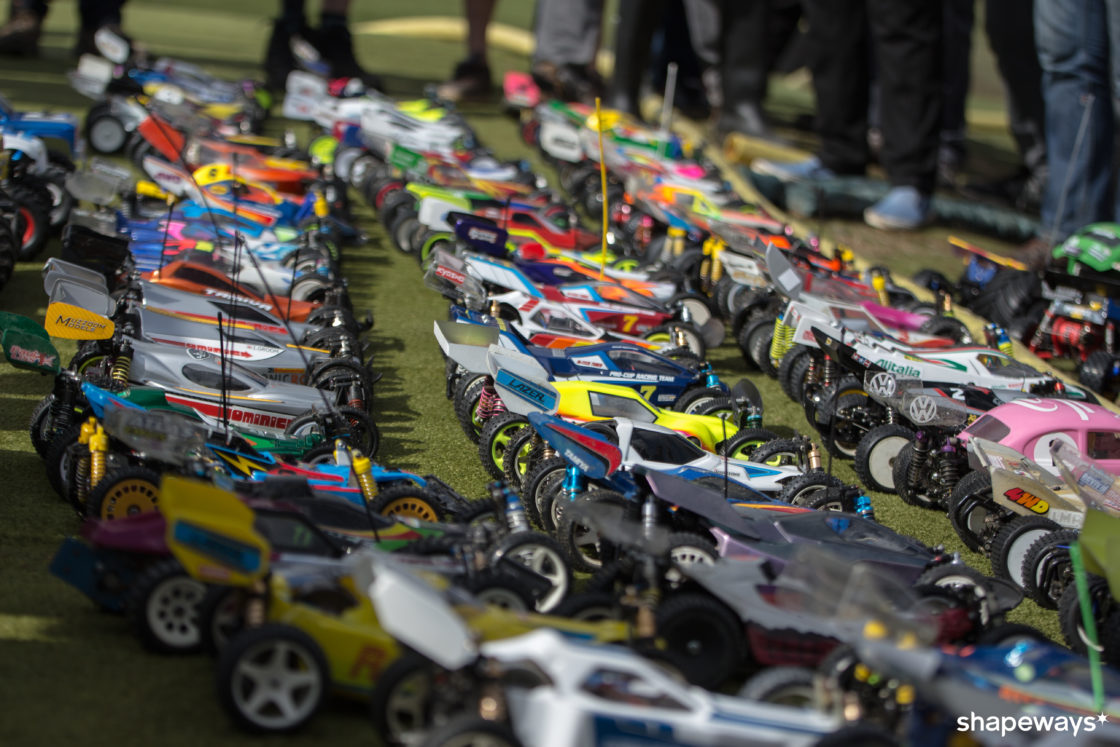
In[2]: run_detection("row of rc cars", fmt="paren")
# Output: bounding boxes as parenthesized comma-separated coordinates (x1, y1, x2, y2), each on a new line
(7, 32, 1120, 747)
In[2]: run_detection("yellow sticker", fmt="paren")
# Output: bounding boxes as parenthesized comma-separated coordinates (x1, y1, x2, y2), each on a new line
(44, 302, 116, 340)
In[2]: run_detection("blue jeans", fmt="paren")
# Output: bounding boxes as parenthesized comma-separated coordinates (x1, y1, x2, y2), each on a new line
(1035, 0, 1120, 241)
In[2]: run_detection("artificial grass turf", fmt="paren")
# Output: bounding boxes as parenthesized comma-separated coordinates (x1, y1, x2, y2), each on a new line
(0, 4, 1062, 744)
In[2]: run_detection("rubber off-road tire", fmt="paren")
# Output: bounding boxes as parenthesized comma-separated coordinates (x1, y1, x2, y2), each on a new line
(0, 218, 17, 289)
(7, 181, 51, 259)
(655, 591, 744, 690)
(737, 666, 816, 707)
(672, 385, 726, 414)
(947, 470, 998, 552)
(198, 585, 246, 656)
(717, 428, 781, 460)
(217, 623, 330, 733)
(891, 443, 946, 510)
(370, 484, 447, 523)
(1058, 575, 1113, 656)
(549, 590, 621, 621)
(43, 423, 82, 500)
(522, 456, 567, 531)
(555, 490, 630, 574)
(778, 345, 813, 401)
(1021, 528, 1079, 610)
(87, 466, 162, 521)
(818, 377, 873, 459)
(739, 317, 778, 376)
(917, 315, 974, 344)
(490, 531, 572, 613)
(453, 375, 487, 443)
(28, 394, 54, 458)
(126, 557, 206, 654)
(989, 515, 1060, 588)
(855, 424, 915, 495)
(1080, 350, 1120, 401)
(915, 562, 994, 628)
(777, 472, 848, 510)
(458, 568, 535, 612)
(744, 437, 804, 467)
(368, 651, 441, 747)
(417, 715, 524, 747)
(478, 412, 529, 480)
(500, 426, 538, 493)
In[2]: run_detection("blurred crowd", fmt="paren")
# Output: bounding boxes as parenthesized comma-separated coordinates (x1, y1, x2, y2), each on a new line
(1, 0, 1115, 248)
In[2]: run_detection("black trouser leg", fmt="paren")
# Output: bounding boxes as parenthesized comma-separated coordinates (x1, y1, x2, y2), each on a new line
(607, 0, 664, 115)
(986, 0, 1047, 176)
(868, 0, 942, 192)
(941, 0, 974, 158)
(802, 0, 871, 174)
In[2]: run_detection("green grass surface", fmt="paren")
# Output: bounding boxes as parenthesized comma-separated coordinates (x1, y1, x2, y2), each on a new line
(0, 3, 1058, 745)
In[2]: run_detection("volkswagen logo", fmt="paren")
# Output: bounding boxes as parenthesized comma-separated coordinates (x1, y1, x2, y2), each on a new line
(867, 372, 897, 399)
(908, 395, 938, 424)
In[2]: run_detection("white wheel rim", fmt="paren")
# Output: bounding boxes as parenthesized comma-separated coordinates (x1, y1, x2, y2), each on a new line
(1007, 529, 1054, 589)
(90, 119, 125, 152)
(932, 574, 990, 626)
(571, 523, 604, 569)
(146, 575, 205, 649)
(384, 670, 432, 740)
(667, 546, 715, 586)
(474, 587, 528, 610)
(679, 299, 711, 326)
(868, 436, 909, 490)
(231, 639, 323, 730)
(508, 544, 568, 613)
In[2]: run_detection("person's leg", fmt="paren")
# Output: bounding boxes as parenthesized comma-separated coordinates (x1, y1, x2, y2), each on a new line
(985, 0, 1047, 210)
(1035, 0, 1111, 242)
(715, 0, 779, 139)
(532, 0, 605, 104)
(940, 0, 974, 182)
(868, 0, 941, 193)
(863, 0, 941, 229)
(0, 0, 49, 56)
(606, 0, 664, 116)
(802, 0, 871, 175)
(263, 0, 307, 92)
(437, 0, 497, 102)
(1105, 0, 1120, 223)
(316, 0, 383, 90)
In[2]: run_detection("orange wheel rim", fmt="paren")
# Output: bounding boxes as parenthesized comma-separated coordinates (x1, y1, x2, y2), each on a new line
(101, 478, 159, 520)
(380, 498, 439, 522)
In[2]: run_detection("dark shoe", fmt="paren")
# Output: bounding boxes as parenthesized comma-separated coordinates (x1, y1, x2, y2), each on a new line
(436, 57, 492, 102)
(715, 101, 784, 144)
(0, 10, 41, 57)
(315, 22, 383, 91)
(531, 62, 602, 105)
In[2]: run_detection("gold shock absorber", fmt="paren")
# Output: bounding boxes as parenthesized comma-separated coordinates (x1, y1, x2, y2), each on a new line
(110, 344, 133, 386)
(245, 580, 266, 628)
(871, 273, 890, 307)
(489, 299, 501, 319)
(88, 423, 108, 490)
(75, 419, 97, 507)
(939, 290, 954, 316)
(709, 239, 725, 283)
(668, 226, 686, 257)
(807, 442, 822, 471)
(352, 454, 378, 502)
(769, 314, 794, 364)
(698, 237, 714, 286)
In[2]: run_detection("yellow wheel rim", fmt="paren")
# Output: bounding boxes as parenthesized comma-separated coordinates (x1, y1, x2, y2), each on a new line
(100, 478, 159, 520)
(380, 497, 440, 522)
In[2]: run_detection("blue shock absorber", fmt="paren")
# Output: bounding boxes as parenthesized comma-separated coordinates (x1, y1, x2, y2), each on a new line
(855, 493, 876, 521)
(561, 465, 586, 504)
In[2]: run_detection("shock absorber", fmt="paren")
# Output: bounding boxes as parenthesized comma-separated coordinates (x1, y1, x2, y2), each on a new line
(939, 439, 961, 489)
(347, 382, 365, 411)
(855, 493, 876, 521)
(476, 377, 506, 421)
(560, 465, 586, 506)
(74, 419, 97, 509)
(804, 355, 819, 389)
(110, 340, 133, 388)
(769, 314, 794, 364)
(699, 237, 714, 286)
(821, 355, 836, 389)
(352, 453, 379, 502)
(50, 373, 79, 438)
(994, 326, 1014, 358)
(885, 407, 897, 425)
(906, 431, 931, 492)
(668, 226, 686, 257)
(709, 239, 725, 284)
(497, 482, 529, 533)
(88, 422, 109, 491)
(807, 442, 822, 471)
(871, 273, 890, 307)
(245, 579, 267, 628)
